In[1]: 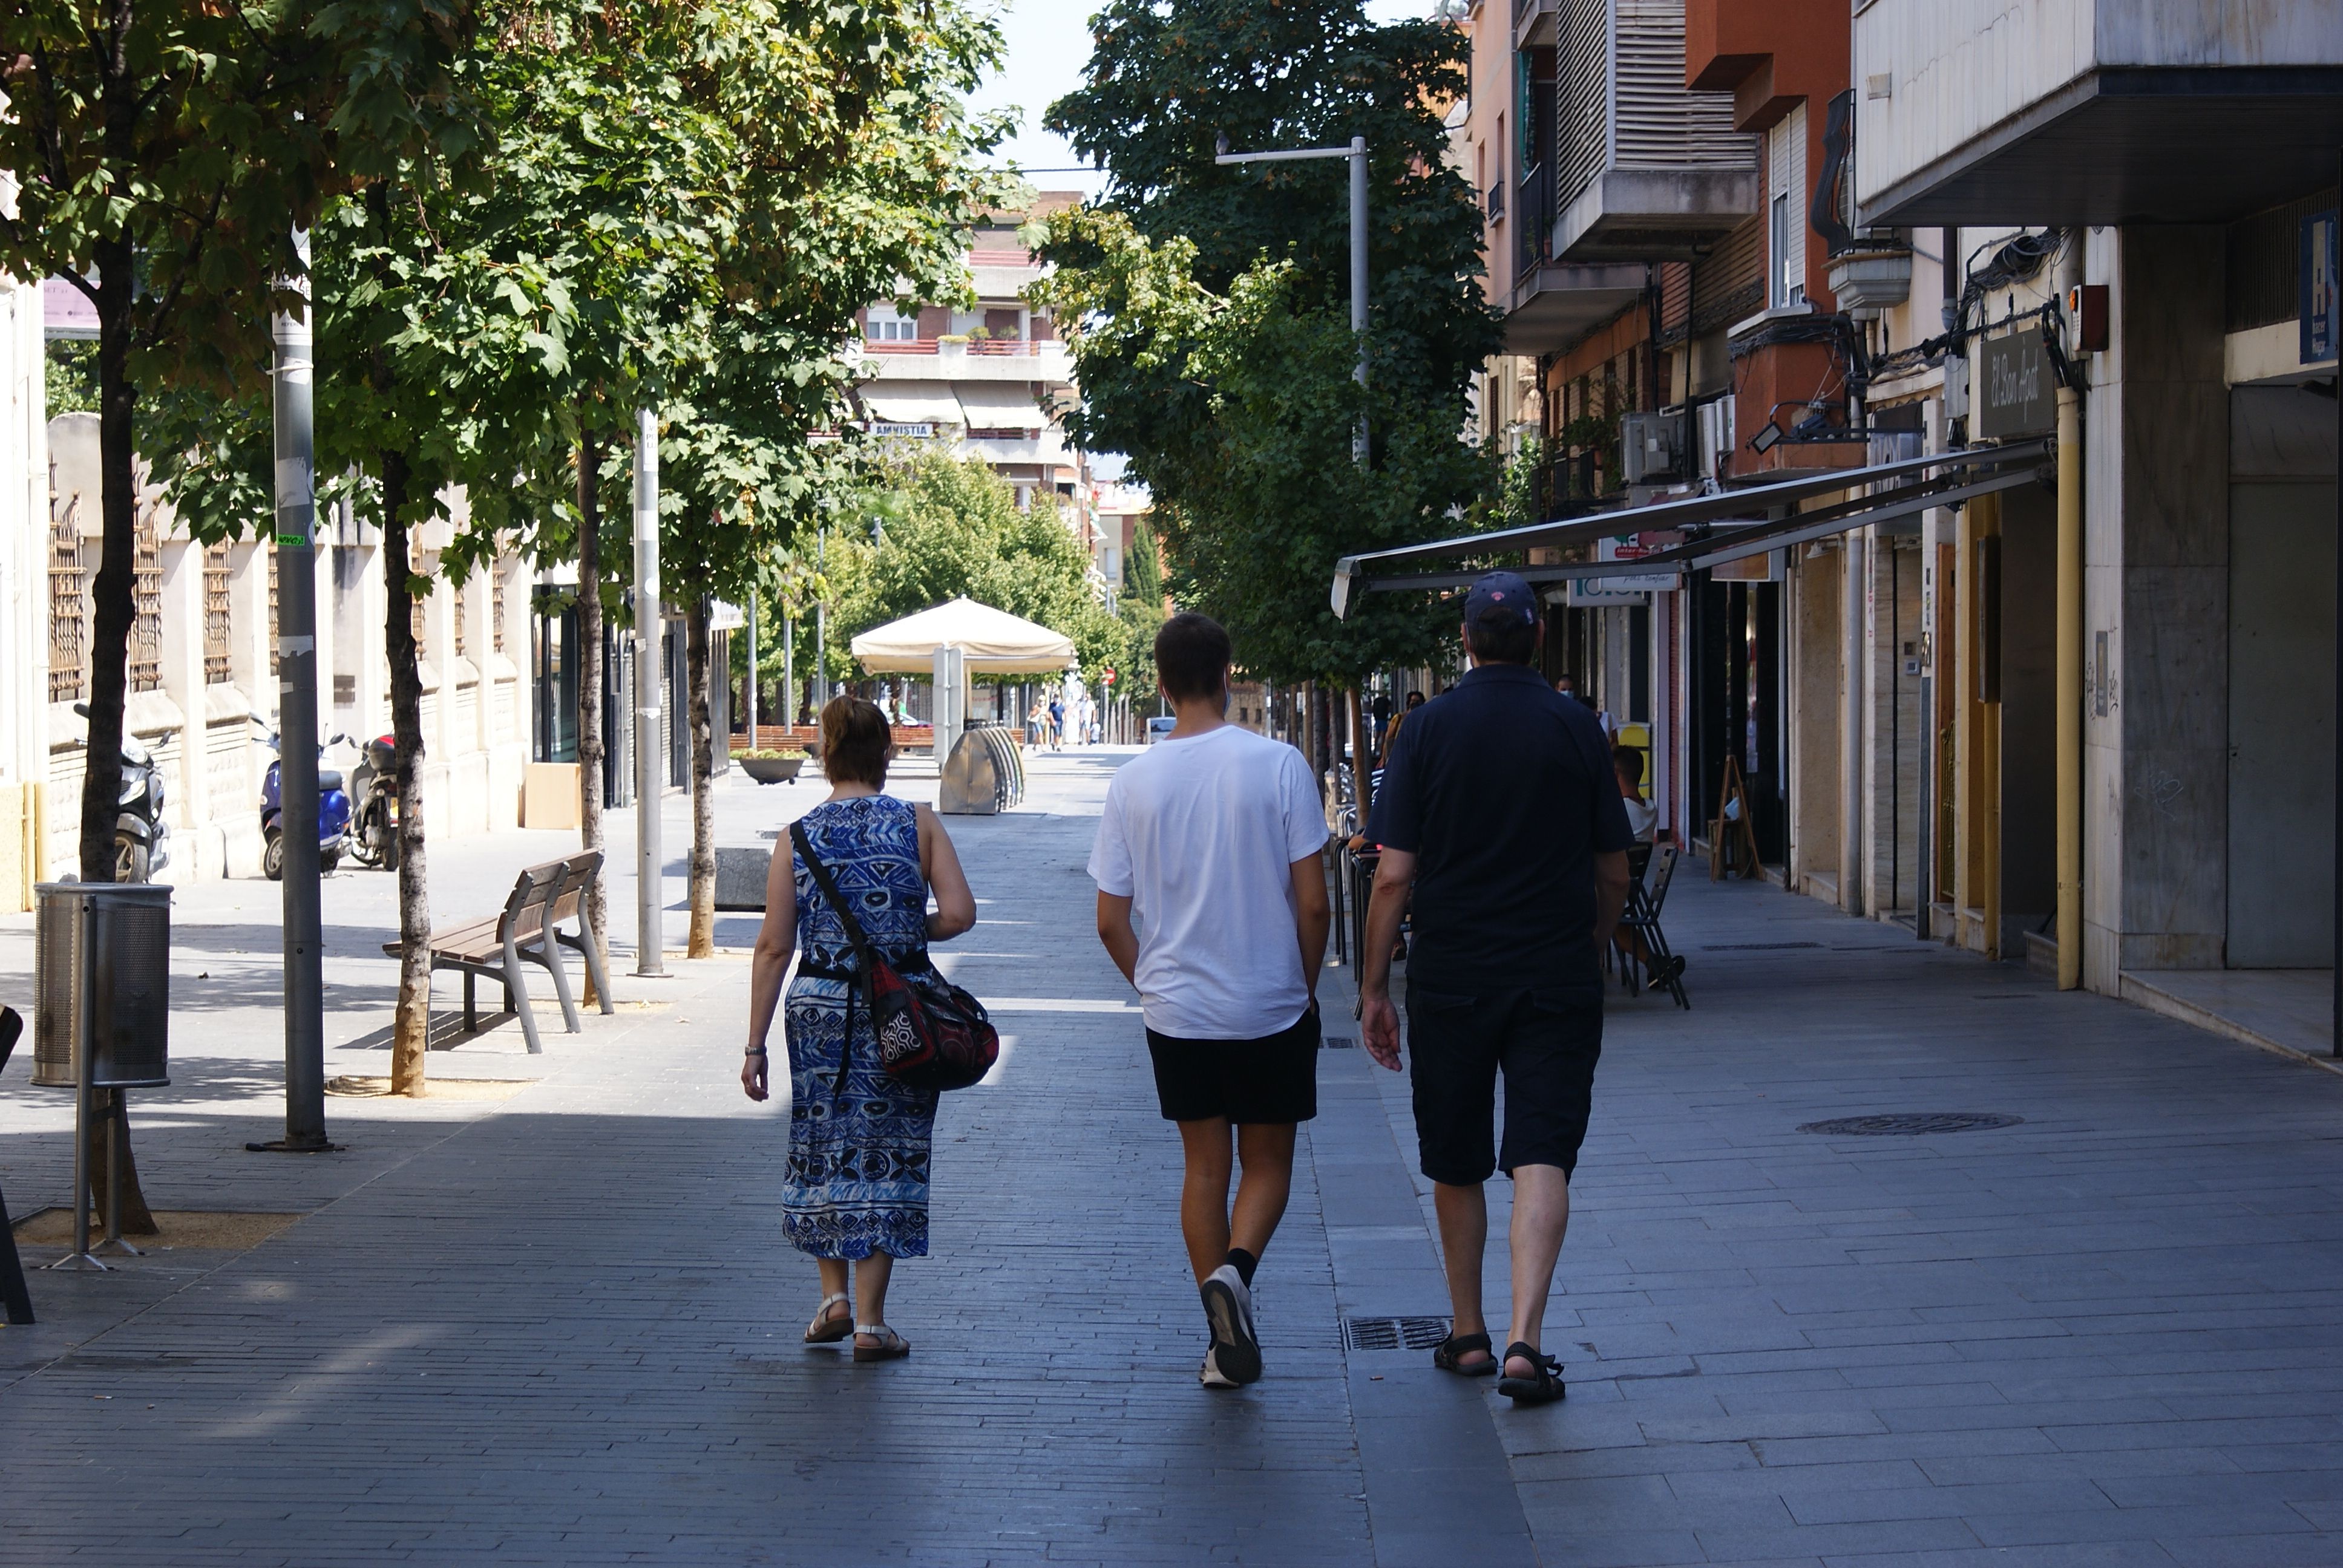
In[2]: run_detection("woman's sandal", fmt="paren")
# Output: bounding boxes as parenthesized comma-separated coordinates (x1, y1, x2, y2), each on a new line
(1431, 1330, 1497, 1377)
(1495, 1341, 1567, 1405)
(852, 1323, 911, 1363)
(803, 1293, 853, 1345)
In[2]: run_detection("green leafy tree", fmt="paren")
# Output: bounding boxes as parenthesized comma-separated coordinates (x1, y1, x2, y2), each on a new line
(1038, 0, 1498, 705)
(842, 444, 1120, 682)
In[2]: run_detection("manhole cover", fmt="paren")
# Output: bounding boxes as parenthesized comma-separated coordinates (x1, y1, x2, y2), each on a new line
(1342, 1316, 1452, 1352)
(1798, 1113, 2025, 1137)
(1323, 1036, 1358, 1050)
(1701, 941, 1821, 951)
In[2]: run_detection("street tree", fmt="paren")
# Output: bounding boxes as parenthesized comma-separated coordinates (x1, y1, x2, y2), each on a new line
(1040, 0, 1499, 767)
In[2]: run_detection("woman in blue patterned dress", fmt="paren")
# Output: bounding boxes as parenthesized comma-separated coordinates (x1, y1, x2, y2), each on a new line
(742, 696, 976, 1361)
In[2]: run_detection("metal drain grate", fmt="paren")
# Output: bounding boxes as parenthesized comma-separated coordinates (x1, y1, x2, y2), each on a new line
(1798, 1113, 2025, 1137)
(1342, 1316, 1453, 1352)
(1323, 1035, 1357, 1050)
(1701, 941, 1821, 951)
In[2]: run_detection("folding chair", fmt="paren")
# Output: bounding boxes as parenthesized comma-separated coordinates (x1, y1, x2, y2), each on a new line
(1619, 844, 1688, 1008)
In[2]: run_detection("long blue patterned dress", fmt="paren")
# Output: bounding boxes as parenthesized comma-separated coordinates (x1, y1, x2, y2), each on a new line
(782, 794, 939, 1259)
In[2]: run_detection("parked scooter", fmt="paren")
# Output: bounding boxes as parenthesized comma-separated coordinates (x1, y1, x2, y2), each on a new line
(71, 701, 172, 883)
(346, 734, 400, 871)
(260, 724, 354, 881)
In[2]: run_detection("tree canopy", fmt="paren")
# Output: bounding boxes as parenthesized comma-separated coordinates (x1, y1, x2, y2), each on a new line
(1037, 0, 1499, 687)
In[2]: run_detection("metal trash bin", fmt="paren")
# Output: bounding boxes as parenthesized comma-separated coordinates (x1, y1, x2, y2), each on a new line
(34, 883, 171, 1089)
(33, 882, 170, 1270)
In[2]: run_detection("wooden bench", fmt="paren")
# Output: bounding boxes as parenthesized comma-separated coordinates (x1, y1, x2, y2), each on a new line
(382, 851, 614, 1054)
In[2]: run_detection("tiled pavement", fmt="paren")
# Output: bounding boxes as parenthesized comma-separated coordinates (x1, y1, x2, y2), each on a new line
(4, 750, 2342, 1565)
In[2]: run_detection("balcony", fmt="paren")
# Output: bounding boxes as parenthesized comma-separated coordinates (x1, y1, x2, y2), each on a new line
(855, 338, 1073, 384)
(1854, 0, 2343, 226)
(1545, 0, 1760, 264)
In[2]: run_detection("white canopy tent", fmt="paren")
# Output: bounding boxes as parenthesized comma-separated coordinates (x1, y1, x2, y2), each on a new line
(849, 596, 1075, 676)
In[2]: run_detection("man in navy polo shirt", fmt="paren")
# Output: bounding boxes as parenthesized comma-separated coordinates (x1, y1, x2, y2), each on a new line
(1359, 570, 1633, 1406)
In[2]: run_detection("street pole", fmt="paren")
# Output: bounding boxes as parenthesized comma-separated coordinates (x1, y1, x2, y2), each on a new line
(746, 590, 758, 745)
(632, 407, 664, 978)
(814, 528, 828, 712)
(1216, 134, 1369, 468)
(784, 610, 794, 727)
(1349, 135, 1369, 467)
(272, 229, 328, 1151)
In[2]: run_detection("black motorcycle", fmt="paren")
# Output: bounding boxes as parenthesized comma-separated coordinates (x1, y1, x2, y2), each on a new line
(347, 734, 401, 871)
(73, 702, 172, 883)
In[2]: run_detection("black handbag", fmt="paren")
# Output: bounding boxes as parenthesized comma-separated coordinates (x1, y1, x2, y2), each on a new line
(791, 820, 998, 1093)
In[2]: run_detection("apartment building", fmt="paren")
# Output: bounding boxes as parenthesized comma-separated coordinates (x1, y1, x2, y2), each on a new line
(1350, 0, 2343, 1057)
(850, 194, 1092, 519)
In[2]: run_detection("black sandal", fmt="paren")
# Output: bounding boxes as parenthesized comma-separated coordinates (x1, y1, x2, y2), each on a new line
(1431, 1330, 1497, 1377)
(1496, 1341, 1566, 1405)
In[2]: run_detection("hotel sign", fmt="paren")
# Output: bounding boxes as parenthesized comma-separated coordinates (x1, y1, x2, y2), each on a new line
(1976, 324, 2055, 440)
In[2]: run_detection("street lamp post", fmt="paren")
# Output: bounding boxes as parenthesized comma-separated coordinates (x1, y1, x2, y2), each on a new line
(632, 407, 664, 978)
(1216, 134, 1369, 466)
(814, 526, 827, 711)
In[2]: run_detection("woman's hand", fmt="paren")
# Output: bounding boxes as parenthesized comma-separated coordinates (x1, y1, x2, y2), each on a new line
(741, 1050, 770, 1101)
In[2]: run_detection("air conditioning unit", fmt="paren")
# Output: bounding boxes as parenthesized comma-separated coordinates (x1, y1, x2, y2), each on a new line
(1621, 410, 1688, 484)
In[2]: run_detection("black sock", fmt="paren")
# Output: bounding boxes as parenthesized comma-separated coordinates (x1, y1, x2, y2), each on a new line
(1225, 1247, 1258, 1287)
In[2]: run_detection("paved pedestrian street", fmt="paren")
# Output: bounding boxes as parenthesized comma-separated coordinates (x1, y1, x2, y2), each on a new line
(4, 750, 2342, 1566)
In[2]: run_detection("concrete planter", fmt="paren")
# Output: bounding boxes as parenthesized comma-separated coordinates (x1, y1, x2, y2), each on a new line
(739, 756, 804, 785)
(1827, 246, 1913, 320)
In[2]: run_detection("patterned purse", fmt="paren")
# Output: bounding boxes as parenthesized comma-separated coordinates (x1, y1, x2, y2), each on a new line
(791, 820, 1000, 1093)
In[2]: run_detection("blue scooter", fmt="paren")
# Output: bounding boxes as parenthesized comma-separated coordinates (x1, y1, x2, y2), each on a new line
(260, 725, 353, 881)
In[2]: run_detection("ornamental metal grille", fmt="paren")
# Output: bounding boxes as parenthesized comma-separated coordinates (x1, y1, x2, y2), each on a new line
(203, 543, 233, 684)
(129, 512, 162, 693)
(453, 582, 468, 660)
(49, 494, 86, 702)
(492, 568, 506, 653)
(1797, 1114, 2024, 1137)
(411, 590, 427, 653)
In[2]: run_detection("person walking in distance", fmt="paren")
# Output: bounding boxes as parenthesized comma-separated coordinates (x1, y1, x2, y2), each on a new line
(1358, 572, 1633, 1405)
(1091, 613, 1332, 1388)
(741, 696, 978, 1362)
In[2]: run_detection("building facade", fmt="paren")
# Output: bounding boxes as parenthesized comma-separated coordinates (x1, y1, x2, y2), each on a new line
(1431, 0, 2341, 1046)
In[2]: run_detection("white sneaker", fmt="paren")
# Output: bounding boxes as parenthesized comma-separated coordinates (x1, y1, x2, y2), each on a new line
(1199, 1345, 1240, 1389)
(1199, 1264, 1262, 1385)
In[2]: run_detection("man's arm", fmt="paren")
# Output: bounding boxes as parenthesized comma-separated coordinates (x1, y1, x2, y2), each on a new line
(1095, 890, 1140, 988)
(1592, 849, 1630, 952)
(1288, 852, 1331, 1003)
(1357, 847, 1415, 1073)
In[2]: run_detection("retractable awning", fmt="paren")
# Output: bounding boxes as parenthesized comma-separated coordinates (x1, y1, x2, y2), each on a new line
(954, 383, 1051, 430)
(858, 381, 965, 428)
(1329, 439, 2053, 617)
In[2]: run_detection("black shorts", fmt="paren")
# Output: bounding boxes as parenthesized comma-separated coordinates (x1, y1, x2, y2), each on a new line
(1405, 980, 1602, 1184)
(1145, 1005, 1321, 1125)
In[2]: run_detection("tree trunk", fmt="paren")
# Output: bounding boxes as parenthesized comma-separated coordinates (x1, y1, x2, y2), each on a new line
(383, 455, 433, 1097)
(76, 235, 154, 1227)
(685, 596, 716, 958)
(80, 236, 137, 881)
(574, 433, 609, 999)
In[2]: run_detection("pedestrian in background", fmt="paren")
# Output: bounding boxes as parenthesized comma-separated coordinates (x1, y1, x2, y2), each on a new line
(1090, 612, 1331, 1390)
(742, 695, 978, 1363)
(1358, 572, 1632, 1405)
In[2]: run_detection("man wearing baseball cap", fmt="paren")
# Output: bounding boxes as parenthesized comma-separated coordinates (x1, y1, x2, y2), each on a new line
(1358, 570, 1632, 1405)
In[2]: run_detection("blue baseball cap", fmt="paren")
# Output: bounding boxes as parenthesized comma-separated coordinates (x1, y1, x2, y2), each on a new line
(1463, 570, 1538, 627)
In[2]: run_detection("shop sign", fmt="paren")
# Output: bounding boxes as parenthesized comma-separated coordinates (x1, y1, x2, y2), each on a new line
(1565, 572, 1680, 606)
(870, 420, 934, 439)
(2303, 210, 2339, 365)
(1977, 325, 2054, 439)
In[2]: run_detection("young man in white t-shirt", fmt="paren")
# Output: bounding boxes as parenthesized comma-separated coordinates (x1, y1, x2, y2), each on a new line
(1090, 613, 1331, 1390)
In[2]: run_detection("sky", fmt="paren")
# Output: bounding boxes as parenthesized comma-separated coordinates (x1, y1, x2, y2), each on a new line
(966, 0, 1445, 203)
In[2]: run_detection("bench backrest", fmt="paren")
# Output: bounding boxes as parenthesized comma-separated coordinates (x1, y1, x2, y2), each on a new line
(501, 860, 568, 942)
(548, 850, 603, 929)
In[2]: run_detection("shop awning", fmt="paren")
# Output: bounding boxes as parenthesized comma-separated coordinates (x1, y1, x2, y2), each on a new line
(954, 383, 1052, 430)
(857, 381, 965, 428)
(1330, 439, 2052, 617)
(850, 597, 1076, 675)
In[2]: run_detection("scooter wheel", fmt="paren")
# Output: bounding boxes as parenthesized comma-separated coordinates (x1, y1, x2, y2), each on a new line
(263, 831, 284, 881)
(321, 848, 341, 874)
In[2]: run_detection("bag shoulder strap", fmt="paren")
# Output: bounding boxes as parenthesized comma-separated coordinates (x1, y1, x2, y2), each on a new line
(790, 820, 878, 975)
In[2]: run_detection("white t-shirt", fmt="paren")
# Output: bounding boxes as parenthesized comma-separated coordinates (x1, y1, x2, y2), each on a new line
(1087, 724, 1330, 1039)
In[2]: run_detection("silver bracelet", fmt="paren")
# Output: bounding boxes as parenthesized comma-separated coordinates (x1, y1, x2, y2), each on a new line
(743, 1045, 768, 1057)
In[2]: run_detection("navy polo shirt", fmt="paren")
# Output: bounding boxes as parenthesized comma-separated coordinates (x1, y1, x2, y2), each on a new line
(1365, 663, 1634, 988)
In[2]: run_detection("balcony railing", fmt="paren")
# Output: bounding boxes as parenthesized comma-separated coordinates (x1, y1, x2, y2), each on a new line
(860, 338, 1055, 356)
(1515, 162, 1552, 279)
